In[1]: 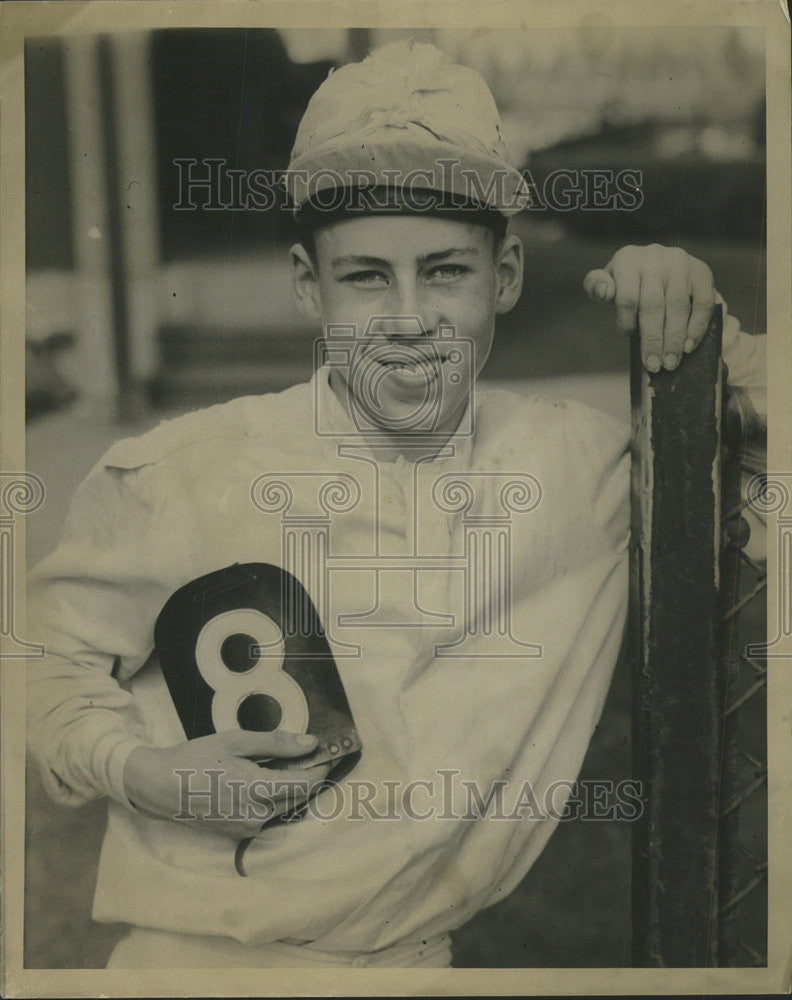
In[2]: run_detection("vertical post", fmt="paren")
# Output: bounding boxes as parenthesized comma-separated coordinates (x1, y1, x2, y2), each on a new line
(630, 305, 725, 966)
(96, 35, 133, 417)
(111, 31, 161, 393)
(63, 35, 117, 408)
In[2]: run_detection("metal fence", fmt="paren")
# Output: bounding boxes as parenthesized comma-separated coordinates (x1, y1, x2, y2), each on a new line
(718, 386, 768, 967)
(630, 305, 767, 967)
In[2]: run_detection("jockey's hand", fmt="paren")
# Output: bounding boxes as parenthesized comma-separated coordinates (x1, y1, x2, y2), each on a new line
(583, 244, 717, 373)
(123, 730, 329, 839)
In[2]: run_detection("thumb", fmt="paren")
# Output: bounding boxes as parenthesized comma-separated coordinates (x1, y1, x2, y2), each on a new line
(583, 268, 616, 304)
(217, 729, 318, 760)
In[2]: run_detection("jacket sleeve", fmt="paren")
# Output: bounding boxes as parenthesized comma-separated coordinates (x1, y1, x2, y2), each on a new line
(719, 293, 767, 424)
(26, 447, 190, 809)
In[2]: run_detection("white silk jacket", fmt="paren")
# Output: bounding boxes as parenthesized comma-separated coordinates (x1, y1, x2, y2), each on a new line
(27, 305, 765, 954)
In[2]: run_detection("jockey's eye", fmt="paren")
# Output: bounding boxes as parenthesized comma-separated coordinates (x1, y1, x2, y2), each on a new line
(425, 264, 470, 283)
(339, 270, 390, 288)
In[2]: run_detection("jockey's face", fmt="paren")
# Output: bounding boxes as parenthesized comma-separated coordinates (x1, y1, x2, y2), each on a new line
(291, 213, 524, 440)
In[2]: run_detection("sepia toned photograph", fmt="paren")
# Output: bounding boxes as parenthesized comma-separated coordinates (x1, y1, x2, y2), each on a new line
(1, 1, 790, 996)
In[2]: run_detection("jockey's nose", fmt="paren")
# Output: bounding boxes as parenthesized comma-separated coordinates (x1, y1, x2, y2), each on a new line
(369, 285, 439, 340)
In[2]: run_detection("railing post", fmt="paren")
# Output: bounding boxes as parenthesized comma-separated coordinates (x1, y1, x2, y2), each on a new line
(630, 305, 726, 966)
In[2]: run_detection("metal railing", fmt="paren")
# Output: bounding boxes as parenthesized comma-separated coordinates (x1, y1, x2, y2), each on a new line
(718, 386, 768, 966)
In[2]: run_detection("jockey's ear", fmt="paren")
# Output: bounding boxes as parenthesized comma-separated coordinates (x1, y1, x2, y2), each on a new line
(290, 242, 322, 320)
(494, 233, 524, 315)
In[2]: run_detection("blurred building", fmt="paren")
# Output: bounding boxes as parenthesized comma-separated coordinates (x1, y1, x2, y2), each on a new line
(25, 26, 765, 417)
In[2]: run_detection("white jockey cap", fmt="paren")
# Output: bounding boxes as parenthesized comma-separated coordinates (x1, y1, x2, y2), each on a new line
(284, 39, 530, 216)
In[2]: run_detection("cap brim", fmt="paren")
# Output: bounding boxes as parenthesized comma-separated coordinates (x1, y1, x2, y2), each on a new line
(286, 132, 530, 216)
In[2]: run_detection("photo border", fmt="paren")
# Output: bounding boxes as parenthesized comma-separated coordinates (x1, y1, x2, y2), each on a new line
(2, 1, 790, 995)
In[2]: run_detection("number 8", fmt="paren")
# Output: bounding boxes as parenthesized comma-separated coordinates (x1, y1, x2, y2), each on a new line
(195, 609, 309, 734)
